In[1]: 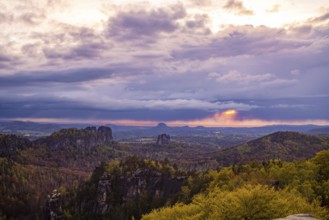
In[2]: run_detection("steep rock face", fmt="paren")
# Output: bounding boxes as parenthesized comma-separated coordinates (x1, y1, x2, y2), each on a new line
(94, 168, 185, 215)
(274, 214, 319, 220)
(156, 133, 170, 145)
(76, 157, 187, 220)
(97, 126, 113, 143)
(35, 126, 113, 148)
(96, 175, 112, 214)
(46, 189, 63, 220)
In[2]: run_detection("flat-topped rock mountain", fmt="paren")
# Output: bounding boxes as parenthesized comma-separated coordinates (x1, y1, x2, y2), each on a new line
(35, 126, 113, 149)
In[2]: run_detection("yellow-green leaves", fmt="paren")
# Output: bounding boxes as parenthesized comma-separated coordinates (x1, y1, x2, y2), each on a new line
(143, 185, 324, 220)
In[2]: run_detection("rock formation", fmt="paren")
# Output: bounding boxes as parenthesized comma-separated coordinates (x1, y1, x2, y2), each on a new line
(36, 126, 113, 148)
(46, 189, 62, 220)
(93, 168, 185, 215)
(97, 126, 113, 143)
(156, 133, 170, 145)
(96, 175, 112, 214)
(76, 157, 187, 219)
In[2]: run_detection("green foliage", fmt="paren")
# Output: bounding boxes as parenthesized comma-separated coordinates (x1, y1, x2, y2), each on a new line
(0, 158, 87, 219)
(143, 185, 326, 220)
(212, 132, 329, 166)
(72, 156, 187, 220)
(143, 150, 329, 220)
(0, 134, 31, 161)
(2, 129, 329, 220)
(312, 150, 329, 181)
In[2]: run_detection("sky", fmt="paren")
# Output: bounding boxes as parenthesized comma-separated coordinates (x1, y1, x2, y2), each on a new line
(0, 0, 329, 127)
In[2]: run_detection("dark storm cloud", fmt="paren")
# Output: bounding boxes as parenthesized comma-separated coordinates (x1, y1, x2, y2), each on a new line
(43, 42, 107, 60)
(33, 25, 111, 61)
(172, 25, 310, 60)
(29, 25, 100, 48)
(0, 68, 114, 86)
(0, 47, 22, 70)
(244, 97, 329, 120)
(0, 97, 210, 121)
(2, 94, 327, 121)
(0, 54, 12, 62)
(223, 0, 254, 16)
(0, 97, 94, 119)
(107, 4, 186, 40)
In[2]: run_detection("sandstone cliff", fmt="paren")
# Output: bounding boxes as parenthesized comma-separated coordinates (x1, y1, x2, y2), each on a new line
(35, 126, 113, 149)
(156, 133, 170, 145)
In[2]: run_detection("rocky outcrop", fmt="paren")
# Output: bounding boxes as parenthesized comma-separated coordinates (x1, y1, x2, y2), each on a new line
(156, 133, 170, 145)
(77, 157, 187, 219)
(94, 168, 185, 215)
(36, 126, 113, 149)
(97, 126, 113, 143)
(273, 214, 319, 220)
(46, 189, 62, 220)
(96, 175, 112, 214)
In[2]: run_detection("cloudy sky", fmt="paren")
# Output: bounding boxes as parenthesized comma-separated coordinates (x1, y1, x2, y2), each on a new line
(1, 0, 329, 127)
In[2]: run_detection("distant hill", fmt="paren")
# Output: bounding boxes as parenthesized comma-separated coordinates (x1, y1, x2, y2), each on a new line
(207, 132, 329, 166)
(2, 127, 329, 219)
(0, 121, 62, 138)
(308, 127, 329, 135)
(0, 121, 94, 139)
(1, 120, 325, 140)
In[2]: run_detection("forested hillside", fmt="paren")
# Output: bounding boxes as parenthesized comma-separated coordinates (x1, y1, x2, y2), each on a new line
(208, 131, 329, 166)
(143, 150, 329, 220)
(1, 127, 329, 219)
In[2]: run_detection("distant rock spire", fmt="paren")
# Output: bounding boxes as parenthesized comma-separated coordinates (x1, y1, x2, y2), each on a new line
(156, 134, 171, 145)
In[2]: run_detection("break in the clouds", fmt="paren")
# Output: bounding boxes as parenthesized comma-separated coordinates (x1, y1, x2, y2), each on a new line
(0, 0, 329, 127)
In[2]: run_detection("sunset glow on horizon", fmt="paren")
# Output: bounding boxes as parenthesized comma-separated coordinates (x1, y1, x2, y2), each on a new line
(9, 113, 329, 128)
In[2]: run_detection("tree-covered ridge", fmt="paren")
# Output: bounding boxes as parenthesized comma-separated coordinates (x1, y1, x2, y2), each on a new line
(0, 158, 88, 219)
(0, 134, 32, 161)
(3, 129, 329, 172)
(70, 156, 188, 220)
(5, 126, 127, 171)
(143, 150, 329, 220)
(209, 131, 329, 166)
(1, 128, 329, 219)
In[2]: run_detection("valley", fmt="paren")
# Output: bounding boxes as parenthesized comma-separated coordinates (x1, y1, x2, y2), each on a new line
(1, 122, 329, 219)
